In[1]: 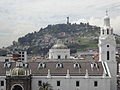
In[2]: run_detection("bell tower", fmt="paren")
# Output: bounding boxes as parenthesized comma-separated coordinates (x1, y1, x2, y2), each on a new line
(99, 11, 116, 62)
(99, 11, 117, 90)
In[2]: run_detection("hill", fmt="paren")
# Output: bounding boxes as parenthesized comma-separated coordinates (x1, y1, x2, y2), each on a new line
(5, 23, 120, 55)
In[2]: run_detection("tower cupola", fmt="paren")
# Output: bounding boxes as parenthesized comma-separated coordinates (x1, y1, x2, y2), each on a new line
(104, 11, 110, 27)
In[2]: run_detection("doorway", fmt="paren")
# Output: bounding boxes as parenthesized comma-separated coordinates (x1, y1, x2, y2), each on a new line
(12, 85, 23, 90)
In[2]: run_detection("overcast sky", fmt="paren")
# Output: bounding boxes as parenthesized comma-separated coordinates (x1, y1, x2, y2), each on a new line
(0, 0, 120, 47)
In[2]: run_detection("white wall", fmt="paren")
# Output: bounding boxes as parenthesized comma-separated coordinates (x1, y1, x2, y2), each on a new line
(0, 75, 110, 90)
(105, 62, 117, 90)
(49, 49, 70, 60)
(99, 42, 116, 62)
(32, 76, 110, 90)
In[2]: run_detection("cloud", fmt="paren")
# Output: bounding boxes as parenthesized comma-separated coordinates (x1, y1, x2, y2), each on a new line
(73, 16, 120, 35)
(0, 0, 120, 47)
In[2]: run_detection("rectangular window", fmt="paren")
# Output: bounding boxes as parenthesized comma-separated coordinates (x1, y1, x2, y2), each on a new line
(22, 58, 24, 60)
(38, 81, 42, 86)
(22, 52, 24, 54)
(102, 30, 104, 34)
(94, 81, 98, 87)
(1, 81, 4, 86)
(107, 29, 109, 34)
(65, 55, 67, 59)
(107, 51, 109, 60)
(58, 55, 61, 59)
(57, 81, 60, 86)
(76, 81, 79, 87)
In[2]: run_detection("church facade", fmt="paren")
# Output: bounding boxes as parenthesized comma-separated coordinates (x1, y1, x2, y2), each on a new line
(0, 13, 117, 90)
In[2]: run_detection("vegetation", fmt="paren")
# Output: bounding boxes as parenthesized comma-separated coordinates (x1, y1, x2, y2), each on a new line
(39, 82, 52, 90)
(0, 49, 7, 56)
(3, 23, 120, 55)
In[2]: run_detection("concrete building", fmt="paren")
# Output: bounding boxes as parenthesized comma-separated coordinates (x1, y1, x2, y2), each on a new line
(18, 51, 27, 62)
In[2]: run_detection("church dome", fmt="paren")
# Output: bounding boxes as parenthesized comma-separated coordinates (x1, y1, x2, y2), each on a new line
(52, 43, 68, 49)
(11, 66, 25, 76)
(104, 15, 109, 20)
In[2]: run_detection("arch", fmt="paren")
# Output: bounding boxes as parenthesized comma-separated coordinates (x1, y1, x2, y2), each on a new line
(57, 55, 61, 59)
(56, 63, 63, 68)
(74, 63, 80, 68)
(11, 84, 24, 90)
(38, 62, 46, 68)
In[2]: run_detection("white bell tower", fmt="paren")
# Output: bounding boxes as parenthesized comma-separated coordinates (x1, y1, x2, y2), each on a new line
(99, 11, 117, 90)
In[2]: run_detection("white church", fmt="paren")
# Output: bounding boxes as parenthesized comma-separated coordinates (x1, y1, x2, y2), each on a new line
(0, 13, 117, 90)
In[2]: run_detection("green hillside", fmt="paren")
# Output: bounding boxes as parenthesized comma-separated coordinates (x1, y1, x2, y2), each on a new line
(5, 23, 120, 55)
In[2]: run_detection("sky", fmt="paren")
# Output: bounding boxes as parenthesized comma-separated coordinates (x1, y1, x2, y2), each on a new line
(0, 0, 120, 47)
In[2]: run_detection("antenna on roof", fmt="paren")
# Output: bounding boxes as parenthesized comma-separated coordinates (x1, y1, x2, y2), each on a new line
(67, 17, 70, 24)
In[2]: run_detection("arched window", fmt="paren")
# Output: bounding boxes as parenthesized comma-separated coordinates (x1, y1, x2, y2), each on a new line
(102, 29, 104, 34)
(107, 51, 110, 60)
(107, 29, 109, 34)
(56, 63, 63, 68)
(38, 63, 46, 68)
(91, 62, 98, 69)
(4, 62, 11, 68)
(58, 55, 61, 59)
(23, 63, 28, 68)
(74, 63, 81, 68)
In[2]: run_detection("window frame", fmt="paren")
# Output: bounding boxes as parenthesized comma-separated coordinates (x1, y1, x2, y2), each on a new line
(1, 81, 4, 86)
(57, 81, 60, 86)
(58, 55, 61, 59)
(107, 29, 109, 34)
(38, 80, 42, 86)
(107, 51, 110, 60)
(94, 81, 98, 87)
(76, 81, 80, 87)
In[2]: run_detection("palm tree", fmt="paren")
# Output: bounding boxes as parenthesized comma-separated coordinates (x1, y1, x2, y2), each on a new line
(39, 82, 53, 90)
